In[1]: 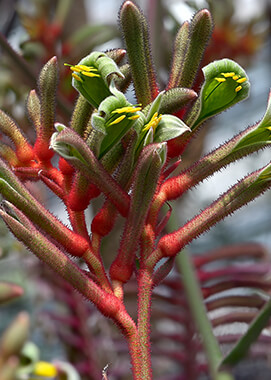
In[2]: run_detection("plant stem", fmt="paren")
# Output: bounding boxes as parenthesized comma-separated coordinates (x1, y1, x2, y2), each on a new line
(177, 250, 233, 380)
(137, 268, 153, 379)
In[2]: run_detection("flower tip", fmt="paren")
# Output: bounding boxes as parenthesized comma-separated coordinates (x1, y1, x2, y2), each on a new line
(120, 0, 138, 13)
(48, 56, 58, 65)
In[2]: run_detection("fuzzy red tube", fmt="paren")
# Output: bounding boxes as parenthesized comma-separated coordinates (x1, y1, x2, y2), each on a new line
(91, 201, 117, 237)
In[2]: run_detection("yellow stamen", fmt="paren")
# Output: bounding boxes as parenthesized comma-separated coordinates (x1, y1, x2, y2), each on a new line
(142, 112, 162, 132)
(215, 77, 226, 82)
(69, 65, 82, 73)
(76, 64, 98, 72)
(266, 126, 271, 131)
(235, 85, 242, 92)
(109, 115, 126, 126)
(221, 72, 235, 78)
(81, 71, 100, 78)
(128, 115, 141, 120)
(33, 361, 57, 377)
(236, 77, 247, 84)
(72, 73, 83, 83)
(233, 75, 240, 80)
(112, 106, 142, 114)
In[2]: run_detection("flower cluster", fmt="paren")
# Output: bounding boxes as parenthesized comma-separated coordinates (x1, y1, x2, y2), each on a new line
(0, 2, 270, 379)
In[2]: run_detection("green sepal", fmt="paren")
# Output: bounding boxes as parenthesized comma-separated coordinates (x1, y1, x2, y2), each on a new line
(231, 90, 271, 153)
(189, 59, 250, 129)
(154, 114, 191, 143)
(142, 128, 154, 148)
(145, 91, 164, 120)
(71, 51, 124, 108)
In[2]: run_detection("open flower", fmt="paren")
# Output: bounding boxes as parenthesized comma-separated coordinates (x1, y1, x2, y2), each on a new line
(65, 51, 124, 109)
(91, 89, 190, 158)
(189, 58, 250, 128)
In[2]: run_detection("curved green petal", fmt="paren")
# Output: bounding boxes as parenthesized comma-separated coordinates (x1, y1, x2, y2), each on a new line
(69, 51, 124, 109)
(154, 115, 190, 143)
(191, 59, 250, 128)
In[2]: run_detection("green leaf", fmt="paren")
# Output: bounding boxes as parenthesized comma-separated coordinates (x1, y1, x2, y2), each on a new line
(190, 59, 250, 128)
(221, 296, 271, 366)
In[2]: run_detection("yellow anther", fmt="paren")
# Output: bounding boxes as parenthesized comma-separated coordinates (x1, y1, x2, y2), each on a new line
(128, 114, 141, 120)
(142, 112, 162, 132)
(221, 72, 235, 78)
(215, 77, 226, 82)
(112, 106, 142, 114)
(109, 114, 126, 126)
(72, 73, 83, 83)
(266, 126, 271, 131)
(236, 77, 247, 84)
(69, 65, 82, 73)
(233, 75, 240, 80)
(81, 71, 100, 78)
(235, 85, 242, 92)
(33, 361, 57, 377)
(76, 64, 98, 72)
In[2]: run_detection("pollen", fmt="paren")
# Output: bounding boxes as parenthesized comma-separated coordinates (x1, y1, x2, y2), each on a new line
(236, 77, 247, 84)
(109, 115, 126, 126)
(142, 112, 162, 132)
(235, 85, 242, 92)
(215, 77, 226, 82)
(72, 73, 83, 83)
(233, 75, 240, 80)
(221, 72, 235, 78)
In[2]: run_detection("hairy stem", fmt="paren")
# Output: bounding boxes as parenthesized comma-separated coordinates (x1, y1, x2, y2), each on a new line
(137, 268, 153, 379)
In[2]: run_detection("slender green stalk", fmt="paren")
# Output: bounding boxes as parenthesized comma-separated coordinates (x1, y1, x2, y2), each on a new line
(177, 250, 233, 380)
(221, 296, 271, 366)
